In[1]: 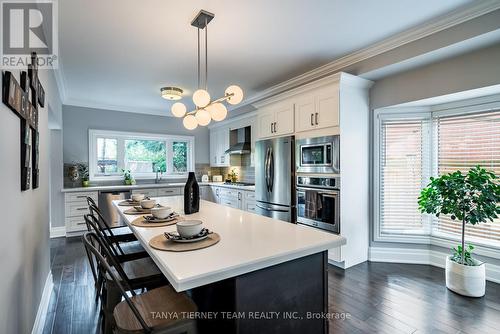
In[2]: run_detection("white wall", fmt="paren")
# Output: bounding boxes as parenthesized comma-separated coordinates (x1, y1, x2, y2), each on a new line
(0, 68, 61, 333)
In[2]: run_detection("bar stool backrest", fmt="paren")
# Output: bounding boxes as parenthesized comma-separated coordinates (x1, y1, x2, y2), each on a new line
(82, 232, 152, 333)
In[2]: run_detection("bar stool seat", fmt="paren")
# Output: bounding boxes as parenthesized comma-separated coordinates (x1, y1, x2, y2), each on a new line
(113, 286, 197, 334)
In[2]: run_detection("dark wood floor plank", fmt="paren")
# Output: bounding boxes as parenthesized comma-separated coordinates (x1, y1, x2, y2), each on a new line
(43, 238, 500, 334)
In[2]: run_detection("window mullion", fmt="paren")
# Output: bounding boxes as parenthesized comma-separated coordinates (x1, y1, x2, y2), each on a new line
(117, 137, 125, 172)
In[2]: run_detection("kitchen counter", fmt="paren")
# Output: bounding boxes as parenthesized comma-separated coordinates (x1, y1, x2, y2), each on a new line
(113, 196, 344, 333)
(61, 181, 254, 193)
(114, 196, 344, 291)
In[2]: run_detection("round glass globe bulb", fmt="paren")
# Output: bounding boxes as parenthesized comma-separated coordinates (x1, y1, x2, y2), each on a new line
(192, 89, 211, 108)
(183, 114, 198, 130)
(195, 108, 211, 126)
(208, 103, 228, 121)
(225, 85, 244, 105)
(171, 102, 187, 117)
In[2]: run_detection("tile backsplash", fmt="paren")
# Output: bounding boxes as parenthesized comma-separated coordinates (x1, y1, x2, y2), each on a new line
(63, 159, 255, 188)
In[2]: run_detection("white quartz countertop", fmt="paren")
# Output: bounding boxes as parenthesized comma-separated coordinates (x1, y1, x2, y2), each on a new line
(113, 196, 345, 292)
(61, 182, 254, 193)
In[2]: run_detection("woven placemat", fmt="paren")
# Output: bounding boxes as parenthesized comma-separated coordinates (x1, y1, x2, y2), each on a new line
(123, 208, 152, 215)
(118, 200, 140, 207)
(149, 233, 221, 252)
(131, 215, 183, 228)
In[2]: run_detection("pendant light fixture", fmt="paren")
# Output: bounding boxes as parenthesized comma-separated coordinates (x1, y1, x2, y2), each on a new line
(170, 10, 244, 130)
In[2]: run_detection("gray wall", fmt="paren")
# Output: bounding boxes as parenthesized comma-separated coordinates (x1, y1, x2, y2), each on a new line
(370, 43, 500, 109)
(62, 105, 210, 165)
(50, 129, 65, 230)
(0, 68, 61, 333)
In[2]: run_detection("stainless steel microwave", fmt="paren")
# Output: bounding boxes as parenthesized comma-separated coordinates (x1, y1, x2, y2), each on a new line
(296, 135, 339, 174)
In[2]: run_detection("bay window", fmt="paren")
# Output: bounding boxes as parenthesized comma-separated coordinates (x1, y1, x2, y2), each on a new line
(374, 102, 500, 251)
(89, 130, 194, 181)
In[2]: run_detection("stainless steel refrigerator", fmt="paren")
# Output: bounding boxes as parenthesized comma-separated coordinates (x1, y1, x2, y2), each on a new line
(255, 136, 295, 223)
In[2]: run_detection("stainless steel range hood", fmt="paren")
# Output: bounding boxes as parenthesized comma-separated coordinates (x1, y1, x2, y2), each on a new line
(225, 126, 251, 154)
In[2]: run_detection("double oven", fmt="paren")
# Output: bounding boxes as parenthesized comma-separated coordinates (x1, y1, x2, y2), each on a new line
(295, 135, 340, 234)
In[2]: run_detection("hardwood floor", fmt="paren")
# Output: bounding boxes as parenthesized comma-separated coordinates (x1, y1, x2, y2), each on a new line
(43, 237, 500, 334)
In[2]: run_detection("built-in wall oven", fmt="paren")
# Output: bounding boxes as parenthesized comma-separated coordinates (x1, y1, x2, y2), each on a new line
(296, 135, 339, 174)
(296, 176, 340, 234)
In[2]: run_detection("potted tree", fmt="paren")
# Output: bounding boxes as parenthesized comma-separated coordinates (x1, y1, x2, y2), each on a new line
(418, 166, 499, 297)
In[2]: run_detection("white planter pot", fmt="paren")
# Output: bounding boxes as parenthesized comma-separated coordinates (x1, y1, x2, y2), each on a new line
(445, 256, 485, 297)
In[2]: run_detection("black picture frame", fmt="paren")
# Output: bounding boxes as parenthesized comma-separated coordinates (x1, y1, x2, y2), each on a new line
(2, 54, 45, 191)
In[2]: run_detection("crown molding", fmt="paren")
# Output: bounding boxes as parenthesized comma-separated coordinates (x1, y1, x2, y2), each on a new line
(253, 72, 373, 108)
(64, 98, 171, 117)
(241, 0, 500, 108)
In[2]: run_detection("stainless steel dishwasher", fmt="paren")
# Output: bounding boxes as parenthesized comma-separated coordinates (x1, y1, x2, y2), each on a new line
(98, 190, 131, 226)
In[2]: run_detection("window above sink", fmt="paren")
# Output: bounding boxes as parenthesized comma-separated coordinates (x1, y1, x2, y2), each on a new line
(88, 129, 194, 181)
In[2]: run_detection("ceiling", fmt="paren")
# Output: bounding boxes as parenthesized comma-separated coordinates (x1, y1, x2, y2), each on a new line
(59, 0, 473, 116)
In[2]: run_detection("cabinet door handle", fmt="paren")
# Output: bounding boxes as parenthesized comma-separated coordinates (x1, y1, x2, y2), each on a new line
(315, 112, 319, 125)
(310, 113, 314, 126)
(76, 195, 87, 199)
(270, 123, 273, 134)
(273, 122, 277, 133)
(76, 207, 87, 211)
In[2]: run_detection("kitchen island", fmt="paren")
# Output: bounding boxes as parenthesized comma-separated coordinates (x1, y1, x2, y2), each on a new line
(113, 196, 345, 334)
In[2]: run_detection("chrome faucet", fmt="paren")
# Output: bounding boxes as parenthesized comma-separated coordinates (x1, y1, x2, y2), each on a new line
(155, 168, 163, 184)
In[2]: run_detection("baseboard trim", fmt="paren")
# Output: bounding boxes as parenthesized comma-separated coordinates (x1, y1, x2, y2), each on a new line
(369, 246, 500, 284)
(31, 271, 53, 334)
(50, 226, 66, 238)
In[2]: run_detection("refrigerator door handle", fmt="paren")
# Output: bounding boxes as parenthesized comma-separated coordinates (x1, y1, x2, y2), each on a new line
(256, 204, 289, 213)
(269, 147, 274, 192)
(265, 147, 271, 192)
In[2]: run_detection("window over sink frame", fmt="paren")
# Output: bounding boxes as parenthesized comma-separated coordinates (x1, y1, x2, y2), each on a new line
(88, 129, 195, 181)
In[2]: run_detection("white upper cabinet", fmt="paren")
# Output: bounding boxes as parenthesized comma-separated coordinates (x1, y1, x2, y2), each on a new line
(294, 85, 339, 133)
(257, 102, 294, 139)
(209, 127, 230, 167)
(209, 130, 217, 166)
(294, 95, 316, 133)
(257, 108, 274, 138)
(315, 85, 339, 130)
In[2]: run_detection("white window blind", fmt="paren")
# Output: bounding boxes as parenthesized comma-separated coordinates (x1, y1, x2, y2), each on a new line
(434, 111, 500, 245)
(380, 118, 430, 235)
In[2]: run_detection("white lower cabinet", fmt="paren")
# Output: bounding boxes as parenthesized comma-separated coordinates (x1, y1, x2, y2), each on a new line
(205, 186, 256, 213)
(243, 191, 256, 213)
(157, 187, 182, 196)
(64, 191, 98, 235)
(132, 188, 158, 197)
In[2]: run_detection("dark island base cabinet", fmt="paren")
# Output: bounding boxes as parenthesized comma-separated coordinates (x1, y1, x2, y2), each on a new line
(191, 251, 328, 334)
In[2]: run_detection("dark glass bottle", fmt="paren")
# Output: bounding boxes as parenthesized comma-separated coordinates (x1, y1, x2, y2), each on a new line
(184, 172, 199, 214)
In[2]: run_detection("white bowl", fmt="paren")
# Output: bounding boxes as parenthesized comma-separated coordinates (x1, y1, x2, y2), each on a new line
(131, 193, 145, 202)
(176, 220, 203, 238)
(140, 199, 156, 209)
(151, 206, 173, 219)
